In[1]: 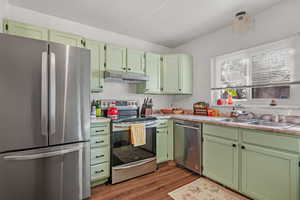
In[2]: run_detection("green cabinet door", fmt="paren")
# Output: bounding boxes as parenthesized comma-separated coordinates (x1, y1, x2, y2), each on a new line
(127, 49, 145, 74)
(156, 128, 168, 163)
(203, 135, 239, 190)
(167, 120, 174, 161)
(105, 44, 127, 72)
(49, 30, 84, 47)
(85, 39, 105, 92)
(3, 19, 48, 40)
(162, 54, 180, 94)
(241, 144, 299, 200)
(137, 52, 161, 93)
(179, 54, 193, 94)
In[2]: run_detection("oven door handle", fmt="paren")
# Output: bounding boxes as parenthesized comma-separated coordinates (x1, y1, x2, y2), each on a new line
(113, 125, 130, 129)
(113, 158, 156, 170)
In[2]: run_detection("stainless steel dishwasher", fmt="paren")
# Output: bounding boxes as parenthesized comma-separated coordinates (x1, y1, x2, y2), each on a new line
(174, 120, 202, 174)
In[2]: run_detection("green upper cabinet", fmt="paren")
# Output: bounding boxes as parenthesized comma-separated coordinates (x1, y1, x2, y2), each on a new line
(241, 144, 299, 200)
(137, 52, 161, 94)
(179, 54, 193, 94)
(3, 19, 48, 41)
(162, 54, 193, 94)
(203, 135, 239, 190)
(49, 30, 85, 47)
(162, 54, 180, 94)
(127, 49, 145, 74)
(85, 39, 105, 93)
(105, 44, 127, 72)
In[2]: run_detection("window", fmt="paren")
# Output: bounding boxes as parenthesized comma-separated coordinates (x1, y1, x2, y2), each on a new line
(211, 37, 297, 105)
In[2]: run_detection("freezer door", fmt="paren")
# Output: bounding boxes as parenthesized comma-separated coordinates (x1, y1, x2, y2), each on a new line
(0, 142, 91, 200)
(48, 43, 90, 145)
(0, 34, 49, 153)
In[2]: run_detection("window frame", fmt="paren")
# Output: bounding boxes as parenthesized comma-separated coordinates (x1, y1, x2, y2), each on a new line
(211, 36, 297, 106)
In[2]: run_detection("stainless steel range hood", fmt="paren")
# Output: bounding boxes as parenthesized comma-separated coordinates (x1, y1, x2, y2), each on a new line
(104, 70, 149, 82)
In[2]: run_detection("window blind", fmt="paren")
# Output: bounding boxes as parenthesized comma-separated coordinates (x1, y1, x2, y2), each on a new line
(251, 48, 294, 85)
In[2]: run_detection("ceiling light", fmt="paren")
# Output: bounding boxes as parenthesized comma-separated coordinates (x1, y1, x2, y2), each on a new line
(233, 11, 253, 33)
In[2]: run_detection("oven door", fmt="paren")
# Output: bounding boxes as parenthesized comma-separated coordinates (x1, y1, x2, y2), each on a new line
(111, 121, 157, 184)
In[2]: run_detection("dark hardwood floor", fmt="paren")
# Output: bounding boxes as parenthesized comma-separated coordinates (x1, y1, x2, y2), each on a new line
(91, 163, 199, 200)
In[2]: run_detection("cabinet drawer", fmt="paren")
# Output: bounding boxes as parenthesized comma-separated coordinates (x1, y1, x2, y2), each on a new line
(91, 134, 110, 148)
(91, 124, 109, 136)
(203, 124, 238, 141)
(241, 129, 300, 153)
(91, 147, 109, 165)
(157, 120, 168, 129)
(157, 128, 167, 133)
(91, 163, 109, 181)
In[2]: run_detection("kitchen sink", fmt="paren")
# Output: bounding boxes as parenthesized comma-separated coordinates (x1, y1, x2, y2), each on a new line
(248, 121, 295, 128)
(221, 118, 256, 123)
(221, 118, 295, 128)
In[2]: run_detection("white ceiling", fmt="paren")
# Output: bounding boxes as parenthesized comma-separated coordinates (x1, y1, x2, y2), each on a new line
(9, 0, 284, 48)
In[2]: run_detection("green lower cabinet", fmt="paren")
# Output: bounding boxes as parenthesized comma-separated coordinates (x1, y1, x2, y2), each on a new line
(156, 128, 168, 163)
(203, 135, 239, 190)
(85, 39, 105, 92)
(167, 120, 174, 161)
(90, 122, 110, 187)
(241, 144, 299, 200)
(3, 19, 48, 40)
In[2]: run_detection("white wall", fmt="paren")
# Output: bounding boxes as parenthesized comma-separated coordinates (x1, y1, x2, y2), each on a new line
(172, 0, 300, 114)
(5, 4, 173, 109)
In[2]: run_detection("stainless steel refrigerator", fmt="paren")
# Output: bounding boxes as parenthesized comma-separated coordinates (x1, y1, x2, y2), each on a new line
(0, 34, 91, 200)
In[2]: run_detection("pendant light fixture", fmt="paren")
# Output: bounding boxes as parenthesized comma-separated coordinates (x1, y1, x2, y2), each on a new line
(233, 11, 252, 33)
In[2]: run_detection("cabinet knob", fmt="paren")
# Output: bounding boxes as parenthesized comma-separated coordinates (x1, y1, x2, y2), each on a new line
(241, 146, 245, 149)
(128, 68, 131, 71)
(179, 89, 182, 91)
(123, 67, 126, 70)
(100, 86, 103, 89)
(232, 144, 236, 147)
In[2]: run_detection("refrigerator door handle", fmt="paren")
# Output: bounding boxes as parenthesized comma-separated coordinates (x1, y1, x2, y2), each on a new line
(49, 52, 56, 135)
(3, 145, 82, 161)
(41, 51, 48, 136)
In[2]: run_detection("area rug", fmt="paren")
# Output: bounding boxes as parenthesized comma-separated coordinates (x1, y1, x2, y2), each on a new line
(168, 178, 250, 200)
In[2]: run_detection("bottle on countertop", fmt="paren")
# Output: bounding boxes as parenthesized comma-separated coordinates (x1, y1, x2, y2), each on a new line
(95, 100, 102, 117)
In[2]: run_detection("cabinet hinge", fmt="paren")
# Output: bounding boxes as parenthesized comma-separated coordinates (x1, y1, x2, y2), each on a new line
(104, 46, 107, 50)
(299, 162, 300, 167)
(104, 62, 106, 68)
(5, 23, 8, 31)
(81, 39, 86, 47)
(160, 57, 163, 62)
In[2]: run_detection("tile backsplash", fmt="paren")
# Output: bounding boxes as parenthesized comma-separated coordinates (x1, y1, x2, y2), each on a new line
(91, 81, 172, 110)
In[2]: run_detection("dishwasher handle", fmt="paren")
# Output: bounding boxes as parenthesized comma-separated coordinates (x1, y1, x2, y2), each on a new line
(175, 123, 200, 130)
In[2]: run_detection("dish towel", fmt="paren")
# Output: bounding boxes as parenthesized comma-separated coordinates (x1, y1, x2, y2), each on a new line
(130, 123, 146, 147)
